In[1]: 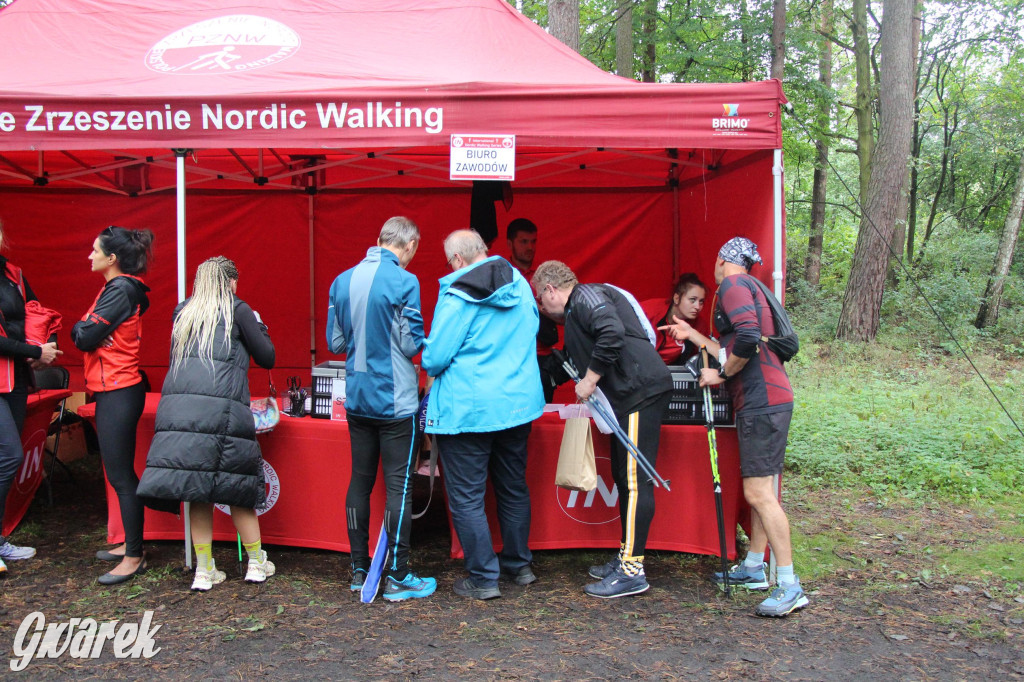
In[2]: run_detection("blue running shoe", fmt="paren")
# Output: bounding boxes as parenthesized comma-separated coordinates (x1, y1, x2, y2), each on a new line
(383, 573, 437, 602)
(350, 568, 367, 592)
(712, 562, 769, 590)
(584, 566, 649, 599)
(755, 579, 809, 617)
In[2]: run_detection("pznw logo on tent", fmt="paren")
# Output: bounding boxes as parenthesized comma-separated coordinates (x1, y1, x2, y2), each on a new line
(712, 103, 750, 134)
(146, 15, 300, 75)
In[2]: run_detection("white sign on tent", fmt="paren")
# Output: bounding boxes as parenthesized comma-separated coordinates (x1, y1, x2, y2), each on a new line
(449, 134, 515, 181)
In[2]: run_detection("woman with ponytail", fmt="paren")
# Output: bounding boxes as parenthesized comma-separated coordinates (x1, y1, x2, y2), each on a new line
(136, 256, 276, 591)
(71, 226, 154, 585)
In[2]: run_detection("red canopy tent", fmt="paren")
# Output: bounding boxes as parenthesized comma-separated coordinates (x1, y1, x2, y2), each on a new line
(0, 0, 788, 389)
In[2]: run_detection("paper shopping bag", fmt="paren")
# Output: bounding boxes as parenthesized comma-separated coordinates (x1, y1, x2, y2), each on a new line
(555, 417, 597, 492)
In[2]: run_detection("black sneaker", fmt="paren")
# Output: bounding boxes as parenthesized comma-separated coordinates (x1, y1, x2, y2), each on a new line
(583, 566, 650, 599)
(500, 565, 537, 586)
(350, 568, 367, 592)
(588, 557, 619, 580)
(453, 577, 501, 600)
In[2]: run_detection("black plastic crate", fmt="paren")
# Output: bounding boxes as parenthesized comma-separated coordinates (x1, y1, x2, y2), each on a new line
(311, 361, 345, 419)
(311, 394, 334, 419)
(663, 368, 733, 425)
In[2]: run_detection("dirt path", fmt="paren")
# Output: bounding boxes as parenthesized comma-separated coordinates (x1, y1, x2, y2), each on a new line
(2, 463, 1021, 680)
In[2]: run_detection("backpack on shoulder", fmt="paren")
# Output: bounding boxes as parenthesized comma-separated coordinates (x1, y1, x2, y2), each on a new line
(748, 277, 799, 362)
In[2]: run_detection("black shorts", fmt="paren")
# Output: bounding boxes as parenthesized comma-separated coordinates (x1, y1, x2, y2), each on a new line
(736, 409, 792, 478)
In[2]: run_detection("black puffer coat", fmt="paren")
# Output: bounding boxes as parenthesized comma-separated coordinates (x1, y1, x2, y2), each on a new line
(137, 297, 275, 512)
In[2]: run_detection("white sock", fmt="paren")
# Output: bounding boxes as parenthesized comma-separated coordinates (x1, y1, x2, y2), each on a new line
(743, 551, 765, 569)
(777, 564, 796, 586)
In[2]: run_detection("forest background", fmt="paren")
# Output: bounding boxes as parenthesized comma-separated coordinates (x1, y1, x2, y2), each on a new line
(0, 1, 1020, 675)
(515, 0, 1024, 510)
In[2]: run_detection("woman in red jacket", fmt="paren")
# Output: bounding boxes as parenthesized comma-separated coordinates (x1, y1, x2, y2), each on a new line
(71, 226, 153, 585)
(640, 273, 709, 365)
(0, 220, 61, 576)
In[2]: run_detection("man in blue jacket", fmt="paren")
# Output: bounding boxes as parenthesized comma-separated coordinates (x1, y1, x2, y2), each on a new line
(326, 216, 436, 602)
(422, 229, 545, 600)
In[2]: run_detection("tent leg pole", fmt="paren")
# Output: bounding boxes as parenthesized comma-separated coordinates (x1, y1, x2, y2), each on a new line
(309, 194, 316, 368)
(772, 148, 784, 299)
(175, 149, 192, 570)
(769, 147, 785, 585)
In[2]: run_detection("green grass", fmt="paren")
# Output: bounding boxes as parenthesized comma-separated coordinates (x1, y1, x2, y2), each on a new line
(785, 339, 1024, 501)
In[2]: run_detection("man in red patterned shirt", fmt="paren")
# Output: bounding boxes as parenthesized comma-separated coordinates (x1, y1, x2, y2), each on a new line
(664, 237, 807, 617)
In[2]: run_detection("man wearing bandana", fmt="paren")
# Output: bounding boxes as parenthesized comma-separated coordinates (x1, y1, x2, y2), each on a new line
(666, 236, 807, 617)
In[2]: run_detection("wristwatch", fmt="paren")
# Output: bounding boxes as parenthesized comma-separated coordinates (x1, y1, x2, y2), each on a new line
(718, 366, 729, 380)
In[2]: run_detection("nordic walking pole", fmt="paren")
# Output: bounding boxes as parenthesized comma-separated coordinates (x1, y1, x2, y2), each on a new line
(360, 522, 389, 604)
(699, 345, 731, 596)
(552, 350, 671, 490)
(555, 352, 668, 489)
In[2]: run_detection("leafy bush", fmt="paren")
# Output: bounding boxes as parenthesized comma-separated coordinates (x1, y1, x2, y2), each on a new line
(786, 345, 1024, 501)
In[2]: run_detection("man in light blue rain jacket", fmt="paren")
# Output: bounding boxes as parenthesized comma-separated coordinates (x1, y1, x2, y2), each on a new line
(422, 229, 544, 600)
(326, 216, 436, 602)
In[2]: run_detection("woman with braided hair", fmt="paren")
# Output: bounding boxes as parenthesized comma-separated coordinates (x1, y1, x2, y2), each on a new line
(136, 256, 276, 591)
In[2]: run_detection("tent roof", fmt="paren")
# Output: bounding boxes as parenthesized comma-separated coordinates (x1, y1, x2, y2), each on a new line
(0, 0, 786, 152)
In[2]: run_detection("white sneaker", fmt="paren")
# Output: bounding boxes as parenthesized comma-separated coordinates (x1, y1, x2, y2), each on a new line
(191, 559, 227, 592)
(244, 550, 275, 583)
(0, 541, 36, 561)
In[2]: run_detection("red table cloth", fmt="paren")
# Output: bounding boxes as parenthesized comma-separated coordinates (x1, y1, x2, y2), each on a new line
(79, 397, 747, 559)
(4, 389, 72, 536)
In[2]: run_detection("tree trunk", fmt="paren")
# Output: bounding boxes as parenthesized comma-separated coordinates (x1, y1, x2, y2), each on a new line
(548, 0, 579, 52)
(919, 102, 956, 261)
(805, 0, 832, 287)
(770, 0, 786, 80)
(905, 6, 924, 263)
(615, 1, 634, 78)
(836, 0, 915, 341)
(639, 0, 657, 82)
(740, 0, 753, 82)
(851, 0, 873, 204)
(888, 1, 921, 284)
(975, 151, 1024, 328)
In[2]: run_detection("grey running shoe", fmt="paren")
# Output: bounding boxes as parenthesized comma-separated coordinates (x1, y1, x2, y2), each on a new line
(350, 568, 367, 592)
(712, 562, 769, 590)
(584, 566, 650, 599)
(588, 556, 620, 580)
(755, 579, 809, 617)
(500, 565, 537, 586)
(453, 577, 501, 600)
(0, 541, 36, 561)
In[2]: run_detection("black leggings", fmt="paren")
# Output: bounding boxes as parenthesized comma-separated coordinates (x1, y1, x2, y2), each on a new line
(610, 392, 671, 560)
(345, 413, 418, 579)
(94, 383, 146, 558)
(0, 387, 28, 532)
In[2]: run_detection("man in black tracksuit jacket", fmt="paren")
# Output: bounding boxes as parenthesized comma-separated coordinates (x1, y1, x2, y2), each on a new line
(531, 260, 672, 599)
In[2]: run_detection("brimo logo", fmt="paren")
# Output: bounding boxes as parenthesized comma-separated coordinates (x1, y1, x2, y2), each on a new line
(713, 102, 749, 130)
(10, 611, 161, 672)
